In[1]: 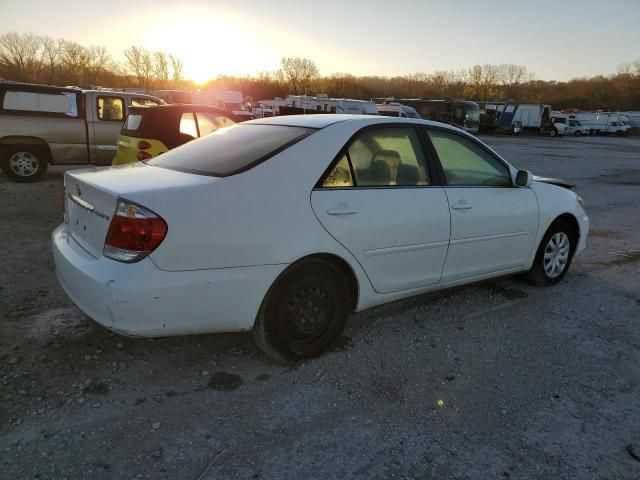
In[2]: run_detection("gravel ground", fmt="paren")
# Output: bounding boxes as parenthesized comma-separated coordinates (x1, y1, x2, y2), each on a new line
(1, 134, 639, 479)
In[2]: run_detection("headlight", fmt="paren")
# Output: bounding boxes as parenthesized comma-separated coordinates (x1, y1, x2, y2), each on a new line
(577, 195, 585, 208)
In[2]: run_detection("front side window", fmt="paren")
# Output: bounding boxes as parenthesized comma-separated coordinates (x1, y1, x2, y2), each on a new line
(322, 127, 430, 187)
(427, 129, 512, 187)
(97, 96, 124, 121)
(149, 124, 313, 176)
(196, 112, 234, 137)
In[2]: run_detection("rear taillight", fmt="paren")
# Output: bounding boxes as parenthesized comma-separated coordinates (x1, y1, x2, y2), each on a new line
(104, 200, 167, 263)
(137, 151, 153, 161)
(137, 140, 152, 150)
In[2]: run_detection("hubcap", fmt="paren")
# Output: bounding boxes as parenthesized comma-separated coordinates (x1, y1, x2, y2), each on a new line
(9, 151, 39, 177)
(543, 232, 570, 278)
(284, 286, 332, 342)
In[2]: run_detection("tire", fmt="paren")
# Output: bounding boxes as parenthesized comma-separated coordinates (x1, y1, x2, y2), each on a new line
(574, 131, 581, 137)
(549, 129, 557, 137)
(253, 259, 350, 363)
(0, 145, 49, 182)
(526, 219, 575, 286)
(616, 130, 623, 137)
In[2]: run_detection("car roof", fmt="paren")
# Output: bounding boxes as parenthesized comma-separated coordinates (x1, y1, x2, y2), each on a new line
(129, 103, 229, 116)
(247, 114, 460, 131)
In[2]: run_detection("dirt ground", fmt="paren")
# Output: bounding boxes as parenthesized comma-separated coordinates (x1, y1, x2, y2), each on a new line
(1, 134, 639, 479)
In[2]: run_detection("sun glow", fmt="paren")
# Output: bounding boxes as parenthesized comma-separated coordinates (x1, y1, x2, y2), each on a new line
(137, 9, 279, 84)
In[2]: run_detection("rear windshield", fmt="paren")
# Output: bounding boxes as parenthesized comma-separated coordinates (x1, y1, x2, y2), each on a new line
(148, 124, 314, 176)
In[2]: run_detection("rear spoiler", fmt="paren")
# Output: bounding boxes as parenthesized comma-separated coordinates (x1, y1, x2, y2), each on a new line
(533, 176, 575, 189)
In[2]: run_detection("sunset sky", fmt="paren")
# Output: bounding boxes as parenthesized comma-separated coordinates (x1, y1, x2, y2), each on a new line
(2, 0, 639, 83)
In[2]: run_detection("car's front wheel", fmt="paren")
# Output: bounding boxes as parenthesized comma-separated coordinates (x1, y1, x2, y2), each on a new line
(526, 220, 575, 286)
(253, 259, 350, 363)
(0, 146, 49, 182)
(575, 131, 582, 137)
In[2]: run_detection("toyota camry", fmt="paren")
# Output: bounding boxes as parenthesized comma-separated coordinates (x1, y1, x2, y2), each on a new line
(53, 115, 589, 362)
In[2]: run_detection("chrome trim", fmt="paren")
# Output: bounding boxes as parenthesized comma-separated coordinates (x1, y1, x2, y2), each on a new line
(96, 144, 117, 151)
(68, 193, 95, 211)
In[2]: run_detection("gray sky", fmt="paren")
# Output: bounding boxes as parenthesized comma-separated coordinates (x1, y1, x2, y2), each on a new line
(1, 0, 639, 82)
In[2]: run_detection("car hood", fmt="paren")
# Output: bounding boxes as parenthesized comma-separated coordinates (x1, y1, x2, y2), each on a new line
(533, 176, 575, 189)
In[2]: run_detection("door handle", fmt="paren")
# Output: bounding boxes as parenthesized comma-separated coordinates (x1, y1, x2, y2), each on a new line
(327, 205, 358, 215)
(451, 201, 473, 210)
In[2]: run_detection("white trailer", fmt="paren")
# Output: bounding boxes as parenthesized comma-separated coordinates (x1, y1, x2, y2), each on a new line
(259, 94, 378, 116)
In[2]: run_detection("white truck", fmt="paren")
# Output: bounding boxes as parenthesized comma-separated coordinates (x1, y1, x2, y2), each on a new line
(259, 94, 378, 116)
(553, 111, 630, 136)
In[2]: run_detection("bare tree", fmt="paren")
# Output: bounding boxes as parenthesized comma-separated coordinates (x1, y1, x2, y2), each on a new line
(153, 51, 170, 89)
(0, 32, 46, 82)
(168, 53, 184, 87)
(124, 45, 153, 89)
(279, 57, 319, 94)
(84, 46, 111, 86)
(60, 41, 88, 85)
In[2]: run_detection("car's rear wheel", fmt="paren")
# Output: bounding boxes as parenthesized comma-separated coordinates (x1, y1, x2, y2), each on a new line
(0, 146, 49, 182)
(253, 259, 350, 363)
(526, 219, 575, 286)
(574, 131, 582, 137)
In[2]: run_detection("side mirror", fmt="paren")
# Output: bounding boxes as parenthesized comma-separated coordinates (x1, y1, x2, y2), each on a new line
(515, 170, 533, 187)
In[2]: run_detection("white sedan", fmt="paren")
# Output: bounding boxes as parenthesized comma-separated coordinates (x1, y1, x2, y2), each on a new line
(53, 115, 589, 362)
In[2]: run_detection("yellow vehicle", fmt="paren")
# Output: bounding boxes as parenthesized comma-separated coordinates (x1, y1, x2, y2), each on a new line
(112, 104, 235, 165)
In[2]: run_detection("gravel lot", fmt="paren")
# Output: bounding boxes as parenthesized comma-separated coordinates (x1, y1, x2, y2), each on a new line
(1, 134, 639, 479)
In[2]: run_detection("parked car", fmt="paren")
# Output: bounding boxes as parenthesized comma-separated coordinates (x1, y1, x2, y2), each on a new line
(112, 104, 235, 165)
(0, 82, 162, 182)
(53, 115, 589, 362)
(564, 119, 590, 136)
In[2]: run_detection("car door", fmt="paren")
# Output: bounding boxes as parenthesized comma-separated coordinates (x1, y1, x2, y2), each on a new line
(88, 94, 126, 164)
(424, 127, 539, 282)
(311, 125, 451, 294)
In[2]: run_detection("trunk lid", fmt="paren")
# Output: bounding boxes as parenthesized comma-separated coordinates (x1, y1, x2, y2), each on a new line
(64, 163, 215, 258)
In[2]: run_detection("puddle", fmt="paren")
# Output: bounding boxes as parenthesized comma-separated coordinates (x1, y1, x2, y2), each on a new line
(590, 229, 621, 239)
(606, 250, 640, 265)
(208, 372, 243, 392)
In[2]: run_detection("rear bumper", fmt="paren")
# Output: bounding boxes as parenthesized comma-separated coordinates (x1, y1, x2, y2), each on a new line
(52, 224, 284, 337)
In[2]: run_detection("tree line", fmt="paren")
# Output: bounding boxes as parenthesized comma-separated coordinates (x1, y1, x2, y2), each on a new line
(0, 32, 190, 89)
(2, 32, 640, 111)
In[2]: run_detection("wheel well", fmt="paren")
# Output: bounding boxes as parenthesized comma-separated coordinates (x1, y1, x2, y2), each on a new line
(294, 253, 359, 311)
(553, 213, 580, 251)
(0, 138, 52, 162)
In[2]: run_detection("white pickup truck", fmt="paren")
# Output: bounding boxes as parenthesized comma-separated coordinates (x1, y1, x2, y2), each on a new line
(0, 82, 162, 182)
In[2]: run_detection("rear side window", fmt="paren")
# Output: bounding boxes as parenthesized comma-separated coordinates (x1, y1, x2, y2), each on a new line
(2, 90, 78, 117)
(132, 98, 161, 106)
(148, 124, 314, 176)
(123, 114, 142, 131)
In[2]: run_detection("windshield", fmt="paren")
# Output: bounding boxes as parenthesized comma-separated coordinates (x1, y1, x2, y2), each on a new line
(148, 124, 314, 177)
